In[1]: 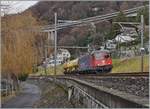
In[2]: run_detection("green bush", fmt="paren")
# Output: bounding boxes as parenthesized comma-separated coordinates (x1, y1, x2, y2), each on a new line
(18, 73, 28, 81)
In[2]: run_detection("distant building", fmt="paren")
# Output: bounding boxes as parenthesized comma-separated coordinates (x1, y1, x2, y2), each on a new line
(115, 26, 138, 43)
(57, 49, 71, 61)
(122, 27, 138, 36)
(105, 40, 117, 50)
(47, 49, 71, 67)
(115, 34, 135, 43)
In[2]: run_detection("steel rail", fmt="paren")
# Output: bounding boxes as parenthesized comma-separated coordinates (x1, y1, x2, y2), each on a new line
(29, 72, 149, 80)
(63, 72, 149, 77)
(45, 45, 89, 49)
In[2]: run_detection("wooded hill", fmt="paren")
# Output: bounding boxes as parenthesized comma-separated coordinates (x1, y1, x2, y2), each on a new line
(28, 1, 148, 56)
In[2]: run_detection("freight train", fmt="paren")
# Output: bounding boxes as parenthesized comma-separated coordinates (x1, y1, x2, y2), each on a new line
(63, 50, 112, 74)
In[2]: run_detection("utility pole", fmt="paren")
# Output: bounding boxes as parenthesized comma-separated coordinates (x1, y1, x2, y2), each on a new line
(140, 15, 144, 73)
(54, 13, 57, 76)
(91, 22, 96, 50)
(44, 45, 47, 76)
(47, 32, 50, 57)
(87, 44, 90, 53)
(50, 31, 54, 44)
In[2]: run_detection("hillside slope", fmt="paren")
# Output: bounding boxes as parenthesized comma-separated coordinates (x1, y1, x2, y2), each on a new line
(29, 1, 145, 23)
(26, 1, 147, 58)
(26, 1, 149, 73)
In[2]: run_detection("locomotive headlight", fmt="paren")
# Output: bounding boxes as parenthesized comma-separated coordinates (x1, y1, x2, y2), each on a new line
(102, 60, 105, 63)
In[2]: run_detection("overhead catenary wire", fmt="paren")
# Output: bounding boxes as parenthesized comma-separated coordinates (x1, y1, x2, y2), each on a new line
(40, 5, 148, 31)
(45, 45, 89, 49)
(3, 5, 147, 33)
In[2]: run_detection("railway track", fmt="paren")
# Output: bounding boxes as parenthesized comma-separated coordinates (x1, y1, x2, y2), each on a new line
(51, 74, 149, 108)
(53, 72, 149, 98)
(28, 71, 149, 108)
(56, 72, 149, 79)
(29, 72, 149, 79)
(99, 72, 149, 76)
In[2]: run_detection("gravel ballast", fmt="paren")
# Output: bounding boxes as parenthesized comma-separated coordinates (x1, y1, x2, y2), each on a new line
(81, 76, 149, 98)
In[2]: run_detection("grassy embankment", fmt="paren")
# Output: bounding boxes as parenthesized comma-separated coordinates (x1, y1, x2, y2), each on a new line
(32, 65, 64, 76)
(111, 55, 149, 73)
(33, 55, 149, 76)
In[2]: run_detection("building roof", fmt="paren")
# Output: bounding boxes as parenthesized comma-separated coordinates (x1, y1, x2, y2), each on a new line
(115, 34, 135, 43)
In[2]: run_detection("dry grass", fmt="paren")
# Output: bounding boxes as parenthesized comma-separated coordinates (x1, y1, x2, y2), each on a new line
(34, 65, 64, 76)
(33, 55, 149, 75)
(111, 55, 149, 73)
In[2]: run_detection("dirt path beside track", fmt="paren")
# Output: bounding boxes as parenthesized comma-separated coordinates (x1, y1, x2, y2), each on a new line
(2, 82, 41, 108)
(2, 78, 82, 108)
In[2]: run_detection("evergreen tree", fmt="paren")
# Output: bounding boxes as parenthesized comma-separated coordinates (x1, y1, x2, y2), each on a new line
(114, 11, 127, 22)
(106, 11, 127, 40)
(136, 6, 149, 25)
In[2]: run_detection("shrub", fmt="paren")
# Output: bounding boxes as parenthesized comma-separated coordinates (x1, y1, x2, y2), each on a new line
(18, 73, 28, 81)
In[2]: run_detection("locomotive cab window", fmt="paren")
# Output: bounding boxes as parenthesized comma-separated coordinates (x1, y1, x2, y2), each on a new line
(94, 51, 110, 60)
(94, 52, 104, 60)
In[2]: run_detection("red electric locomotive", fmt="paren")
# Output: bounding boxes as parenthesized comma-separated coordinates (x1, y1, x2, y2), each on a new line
(63, 50, 112, 74)
(78, 50, 112, 73)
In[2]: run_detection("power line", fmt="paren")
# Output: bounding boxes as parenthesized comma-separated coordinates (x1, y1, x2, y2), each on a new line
(45, 45, 89, 49)
(41, 5, 148, 31)
(3, 5, 146, 32)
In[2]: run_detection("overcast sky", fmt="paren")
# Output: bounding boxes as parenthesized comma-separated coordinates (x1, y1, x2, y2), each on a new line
(1, 1, 38, 14)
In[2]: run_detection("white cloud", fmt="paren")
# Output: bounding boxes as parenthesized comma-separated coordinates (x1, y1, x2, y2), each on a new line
(1, 1, 38, 15)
